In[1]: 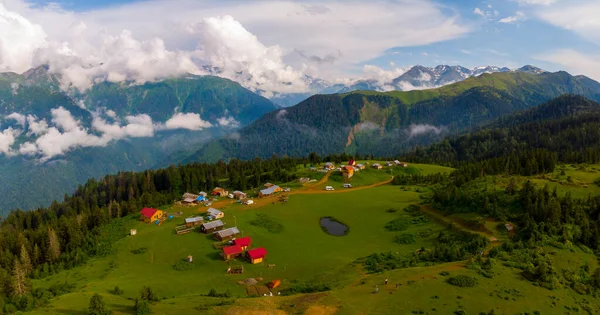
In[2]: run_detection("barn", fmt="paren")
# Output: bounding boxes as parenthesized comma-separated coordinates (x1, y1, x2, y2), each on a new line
(200, 220, 224, 234)
(139, 208, 163, 223)
(222, 245, 244, 260)
(247, 247, 267, 264)
(214, 227, 241, 241)
(233, 236, 252, 250)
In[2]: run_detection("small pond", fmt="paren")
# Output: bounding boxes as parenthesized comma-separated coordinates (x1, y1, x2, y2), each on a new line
(320, 217, 349, 236)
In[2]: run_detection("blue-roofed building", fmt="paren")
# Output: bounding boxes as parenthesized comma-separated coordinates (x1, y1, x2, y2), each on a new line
(196, 195, 205, 202)
(259, 185, 282, 197)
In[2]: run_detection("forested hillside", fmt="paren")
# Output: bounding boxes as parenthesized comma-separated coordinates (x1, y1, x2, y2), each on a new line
(189, 71, 600, 162)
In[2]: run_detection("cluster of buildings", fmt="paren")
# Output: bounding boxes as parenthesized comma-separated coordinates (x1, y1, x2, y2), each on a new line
(221, 237, 268, 264)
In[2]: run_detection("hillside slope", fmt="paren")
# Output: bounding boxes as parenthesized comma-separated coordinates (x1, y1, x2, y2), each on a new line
(188, 71, 600, 162)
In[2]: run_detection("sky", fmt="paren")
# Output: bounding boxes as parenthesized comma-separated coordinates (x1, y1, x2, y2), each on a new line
(1, 0, 600, 96)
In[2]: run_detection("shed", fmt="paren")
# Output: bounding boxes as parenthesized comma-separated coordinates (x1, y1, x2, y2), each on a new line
(185, 216, 204, 228)
(247, 247, 267, 264)
(233, 236, 252, 250)
(385, 161, 394, 167)
(259, 185, 282, 197)
(222, 245, 244, 260)
(356, 164, 365, 170)
(207, 207, 224, 219)
(233, 191, 247, 200)
(139, 208, 163, 223)
(200, 220, 224, 234)
(214, 227, 241, 241)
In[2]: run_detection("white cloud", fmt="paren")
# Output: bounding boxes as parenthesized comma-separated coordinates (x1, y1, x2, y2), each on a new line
(0, 0, 470, 92)
(408, 124, 444, 137)
(164, 112, 212, 131)
(534, 1, 600, 43)
(92, 113, 155, 139)
(358, 64, 407, 90)
(536, 49, 600, 81)
(473, 8, 486, 17)
(18, 142, 37, 155)
(0, 127, 19, 155)
(516, 0, 559, 5)
(26, 115, 49, 136)
(6, 112, 26, 126)
(105, 110, 117, 118)
(499, 12, 526, 24)
(460, 49, 472, 54)
(217, 116, 241, 128)
(10, 82, 19, 95)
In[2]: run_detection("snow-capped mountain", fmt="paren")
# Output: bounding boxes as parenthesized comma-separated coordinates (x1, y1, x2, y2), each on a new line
(270, 65, 544, 107)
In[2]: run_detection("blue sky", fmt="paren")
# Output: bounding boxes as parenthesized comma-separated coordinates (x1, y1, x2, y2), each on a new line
(2, 0, 600, 93)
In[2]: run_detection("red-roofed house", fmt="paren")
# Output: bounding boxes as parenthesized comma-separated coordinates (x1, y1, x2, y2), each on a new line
(246, 247, 267, 264)
(139, 208, 163, 223)
(233, 236, 252, 250)
(348, 159, 356, 166)
(222, 245, 244, 260)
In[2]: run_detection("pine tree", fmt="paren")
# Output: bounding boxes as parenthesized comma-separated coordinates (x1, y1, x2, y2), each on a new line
(88, 293, 112, 315)
(48, 228, 61, 262)
(20, 244, 32, 275)
(11, 259, 28, 296)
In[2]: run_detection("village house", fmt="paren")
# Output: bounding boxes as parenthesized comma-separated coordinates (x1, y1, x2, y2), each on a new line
(214, 227, 241, 241)
(233, 236, 252, 251)
(247, 247, 267, 264)
(139, 208, 163, 223)
(385, 161, 394, 167)
(233, 191, 247, 200)
(348, 159, 356, 166)
(298, 177, 310, 183)
(212, 187, 229, 197)
(207, 208, 224, 219)
(182, 192, 200, 205)
(259, 185, 282, 198)
(323, 162, 335, 170)
(222, 245, 244, 260)
(200, 220, 224, 234)
(341, 165, 355, 179)
(372, 163, 383, 170)
(185, 216, 204, 228)
(264, 183, 275, 189)
(199, 191, 208, 198)
(356, 164, 365, 170)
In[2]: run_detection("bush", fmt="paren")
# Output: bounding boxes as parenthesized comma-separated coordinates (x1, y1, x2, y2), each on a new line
(447, 275, 478, 287)
(131, 248, 148, 255)
(134, 298, 151, 315)
(394, 233, 417, 244)
(249, 214, 284, 233)
(140, 286, 159, 302)
(89, 293, 112, 315)
(385, 219, 409, 231)
(205, 288, 232, 298)
(280, 282, 331, 296)
(109, 286, 124, 296)
(386, 208, 398, 213)
(172, 260, 193, 271)
(439, 271, 450, 276)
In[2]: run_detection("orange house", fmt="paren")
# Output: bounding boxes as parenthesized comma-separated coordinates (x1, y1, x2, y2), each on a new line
(341, 166, 355, 178)
(139, 208, 163, 223)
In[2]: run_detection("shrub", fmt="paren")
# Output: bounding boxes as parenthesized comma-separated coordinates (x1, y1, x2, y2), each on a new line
(249, 214, 284, 233)
(131, 248, 148, 255)
(205, 288, 232, 298)
(280, 282, 331, 296)
(439, 271, 450, 276)
(140, 286, 159, 302)
(172, 260, 193, 271)
(134, 298, 151, 315)
(88, 293, 112, 315)
(447, 275, 478, 287)
(109, 286, 124, 296)
(417, 229, 433, 237)
(394, 233, 417, 244)
(385, 219, 409, 231)
(386, 208, 398, 213)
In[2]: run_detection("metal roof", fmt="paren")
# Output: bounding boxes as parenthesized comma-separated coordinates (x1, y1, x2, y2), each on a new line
(185, 216, 204, 223)
(216, 227, 240, 238)
(260, 185, 280, 195)
(202, 220, 224, 229)
(207, 208, 223, 216)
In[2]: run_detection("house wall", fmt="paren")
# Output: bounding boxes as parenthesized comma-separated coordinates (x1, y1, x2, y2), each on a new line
(251, 257, 263, 264)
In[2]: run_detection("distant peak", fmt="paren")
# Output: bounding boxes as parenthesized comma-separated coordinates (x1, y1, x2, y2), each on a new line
(515, 65, 547, 74)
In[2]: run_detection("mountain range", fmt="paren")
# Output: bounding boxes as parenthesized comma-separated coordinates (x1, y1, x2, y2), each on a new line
(268, 65, 542, 107)
(187, 70, 600, 163)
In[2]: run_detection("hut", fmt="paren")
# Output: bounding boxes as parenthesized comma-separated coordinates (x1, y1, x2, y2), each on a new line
(130, 229, 137, 236)
(371, 163, 382, 170)
(207, 208, 224, 219)
(247, 247, 267, 264)
(233, 236, 252, 250)
(139, 208, 163, 223)
(214, 227, 241, 241)
(212, 187, 229, 197)
(385, 161, 394, 167)
(323, 162, 335, 170)
(356, 164, 365, 170)
(341, 165, 355, 178)
(185, 216, 204, 228)
(259, 185, 282, 198)
(200, 220, 224, 234)
(233, 191, 247, 200)
(222, 245, 244, 260)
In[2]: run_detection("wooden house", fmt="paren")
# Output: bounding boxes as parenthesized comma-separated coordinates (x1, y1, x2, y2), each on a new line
(200, 220, 224, 234)
(214, 227, 240, 241)
(232, 191, 247, 200)
(207, 208, 224, 219)
(341, 165, 355, 178)
(264, 183, 275, 189)
(212, 187, 229, 197)
(372, 163, 382, 170)
(233, 236, 252, 251)
(247, 247, 267, 264)
(385, 161, 394, 167)
(259, 185, 282, 198)
(356, 164, 365, 170)
(183, 192, 199, 200)
(185, 216, 204, 228)
(222, 245, 244, 260)
(139, 208, 163, 223)
(323, 162, 335, 170)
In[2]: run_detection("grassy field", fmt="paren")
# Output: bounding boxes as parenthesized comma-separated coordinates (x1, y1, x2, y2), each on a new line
(25, 162, 600, 315)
